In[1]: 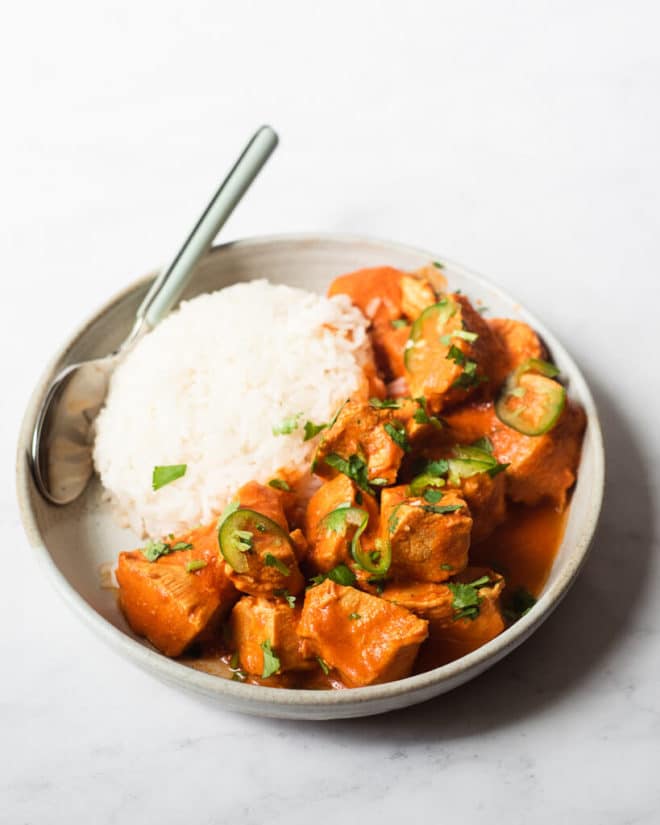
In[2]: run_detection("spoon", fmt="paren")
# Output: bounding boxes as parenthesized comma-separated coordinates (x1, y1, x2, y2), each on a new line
(31, 125, 279, 505)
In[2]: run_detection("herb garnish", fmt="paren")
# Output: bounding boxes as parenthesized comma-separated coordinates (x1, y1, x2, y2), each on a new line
(432, 260, 445, 269)
(304, 420, 327, 441)
(349, 612, 361, 620)
(446, 345, 484, 389)
(369, 397, 402, 409)
(272, 413, 302, 435)
(142, 539, 176, 562)
(421, 503, 464, 515)
(260, 640, 281, 678)
(232, 529, 254, 553)
(503, 587, 537, 622)
(273, 588, 296, 608)
(384, 421, 411, 452)
(423, 488, 444, 504)
(309, 563, 356, 588)
(152, 464, 187, 491)
(185, 559, 207, 573)
(264, 553, 290, 576)
(229, 651, 247, 682)
(412, 396, 442, 429)
(324, 453, 374, 494)
(317, 656, 331, 675)
(268, 478, 291, 492)
(447, 575, 491, 620)
(391, 318, 408, 329)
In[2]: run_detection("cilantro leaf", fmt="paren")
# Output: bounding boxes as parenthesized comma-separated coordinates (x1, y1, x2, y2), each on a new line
(272, 413, 302, 436)
(349, 612, 361, 620)
(391, 318, 408, 329)
(152, 464, 187, 491)
(421, 503, 464, 515)
(384, 421, 410, 452)
(273, 588, 296, 608)
(369, 398, 402, 409)
(260, 640, 281, 678)
(264, 553, 290, 576)
(304, 420, 327, 441)
(447, 575, 491, 620)
(268, 478, 291, 492)
(423, 488, 444, 504)
(504, 587, 537, 622)
(309, 563, 356, 588)
(185, 559, 207, 573)
(142, 539, 176, 562)
(324, 453, 374, 494)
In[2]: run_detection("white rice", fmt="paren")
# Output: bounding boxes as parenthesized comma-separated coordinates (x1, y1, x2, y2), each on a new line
(93, 279, 371, 538)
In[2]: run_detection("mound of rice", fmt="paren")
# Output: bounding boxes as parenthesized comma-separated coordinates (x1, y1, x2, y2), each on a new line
(93, 279, 371, 538)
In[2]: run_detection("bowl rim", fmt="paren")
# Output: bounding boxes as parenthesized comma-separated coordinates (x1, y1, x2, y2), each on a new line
(16, 231, 605, 711)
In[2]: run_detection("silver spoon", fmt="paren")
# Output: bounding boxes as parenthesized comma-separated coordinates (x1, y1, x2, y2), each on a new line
(31, 125, 279, 505)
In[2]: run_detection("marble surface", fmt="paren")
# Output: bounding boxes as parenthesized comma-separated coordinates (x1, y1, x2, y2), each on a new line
(2, 1, 660, 822)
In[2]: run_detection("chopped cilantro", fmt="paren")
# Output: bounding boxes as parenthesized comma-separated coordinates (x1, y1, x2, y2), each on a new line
(171, 541, 193, 551)
(504, 587, 537, 622)
(432, 260, 445, 269)
(152, 464, 187, 491)
(229, 651, 247, 682)
(384, 421, 410, 452)
(423, 488, 444, 504)
(425, 458, 450, 476)
(260, 640, 280, 678)
(264, 553, 290, 576)
(367, 576, 385, 594)
(440, 563, 454, 571)
(391, 318, 408, 329)
(272, 413, 301, 436)
(324, 453, 374, 494)
(268, 478, 291, 491)
(349, 612, 361, 620)
(412, 397, 442, 429)
(421, 503, 464, 515)
(369, 398, 402, 409)
(447, 575, 491, 620)
(304, 420, 327, 441)
(309, 563, 356, 588)
(317, 656, 331, 675)
(142, 539, 176, 562)
(185, 559, 207, 573)
(232, 529, 253, 553)
(273, 588, 296, 608)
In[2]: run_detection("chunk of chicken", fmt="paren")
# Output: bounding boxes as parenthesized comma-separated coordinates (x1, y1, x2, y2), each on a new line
(450, 470, 507, 544)
(299, 579, 428, 687)
(488, 317, 546, 389)
(491, 400, 586, 508)
(116, 523, 238, 657)
(231, 596, 314, 676)
(382, 568, 505, 660)
(223, 482, 305, 597)
(445, 401, 586, 509)
(305, 474, 379, 572)
(313, 400, 407, 487)
(405, 294, 498, 412)
(379, 485, 472, 581)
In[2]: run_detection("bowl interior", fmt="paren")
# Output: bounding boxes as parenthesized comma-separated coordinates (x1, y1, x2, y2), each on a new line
(17, 235, 604, 719)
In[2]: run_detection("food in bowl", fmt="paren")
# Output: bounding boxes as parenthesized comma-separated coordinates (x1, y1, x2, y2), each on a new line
(97, 264, 586, 689)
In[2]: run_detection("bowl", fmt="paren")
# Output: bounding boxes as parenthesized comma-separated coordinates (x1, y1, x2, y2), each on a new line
(16, 234, 604, 719)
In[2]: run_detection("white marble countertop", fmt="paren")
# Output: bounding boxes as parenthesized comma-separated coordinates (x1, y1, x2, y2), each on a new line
(2, 1, 660, 822)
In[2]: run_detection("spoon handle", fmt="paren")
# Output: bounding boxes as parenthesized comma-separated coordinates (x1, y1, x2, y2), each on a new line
(134, 125, 278, 331)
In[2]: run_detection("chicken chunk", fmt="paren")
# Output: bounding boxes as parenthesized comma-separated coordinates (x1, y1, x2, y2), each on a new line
(491, 400, 586, 508)
(221, 482, 305, 597)
(305, 474, 379, 572)
(299, 580, 428, 687)
(405, 294, 498, 412)
(450, 469, 507, 544)
(380, 485, 472, 581)
(382, 568, 505, 661)
(116, 523, 238, 657)
(489, 317, 546, 389)
(313, 400, 407, 487)
(445, 401, 585, 509)
(230, 596, 314, 676)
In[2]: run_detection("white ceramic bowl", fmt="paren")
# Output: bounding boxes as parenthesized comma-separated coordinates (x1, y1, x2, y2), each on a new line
(16, 234, 604, 719)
